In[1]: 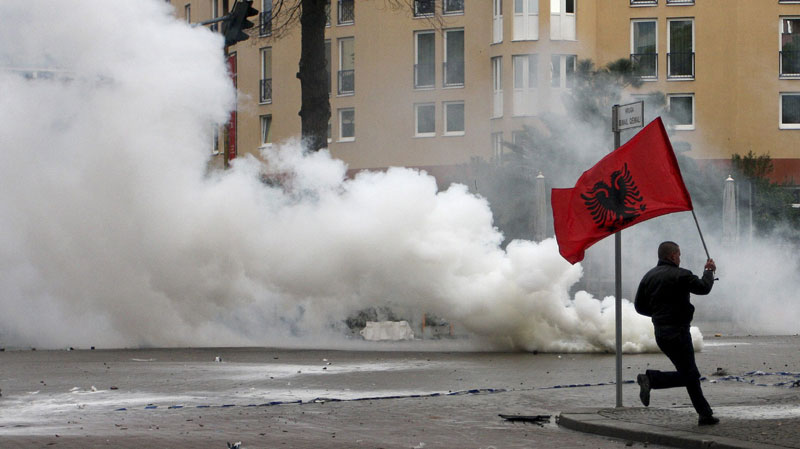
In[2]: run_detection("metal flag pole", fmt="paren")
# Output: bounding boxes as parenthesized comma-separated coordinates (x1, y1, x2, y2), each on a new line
(691, 209, 711, 260)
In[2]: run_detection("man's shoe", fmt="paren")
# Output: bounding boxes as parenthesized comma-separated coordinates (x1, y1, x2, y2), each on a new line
(637, 373, 650, 407)
(698, 415, 720, 426)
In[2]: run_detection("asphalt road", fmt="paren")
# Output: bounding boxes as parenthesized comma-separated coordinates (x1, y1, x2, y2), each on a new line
(1, 331, 798, 448)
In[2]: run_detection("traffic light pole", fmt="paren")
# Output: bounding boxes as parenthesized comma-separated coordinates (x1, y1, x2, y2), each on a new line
(196, 15, 231, 27)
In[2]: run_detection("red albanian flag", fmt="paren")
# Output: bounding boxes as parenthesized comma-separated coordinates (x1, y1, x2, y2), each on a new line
(551, 117, 693, 264)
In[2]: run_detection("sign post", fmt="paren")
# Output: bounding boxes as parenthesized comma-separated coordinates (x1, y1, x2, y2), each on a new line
(610, 101, 643, 408)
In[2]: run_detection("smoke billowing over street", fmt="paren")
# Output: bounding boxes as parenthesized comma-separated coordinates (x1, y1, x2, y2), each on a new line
(0, 0, 796, 352)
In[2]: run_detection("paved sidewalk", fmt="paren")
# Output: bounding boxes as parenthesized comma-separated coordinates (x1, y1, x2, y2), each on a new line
(559, 406, 800, 449)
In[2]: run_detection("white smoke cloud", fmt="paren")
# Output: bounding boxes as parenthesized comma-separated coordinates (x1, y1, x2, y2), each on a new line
(0, 0, 683, 352)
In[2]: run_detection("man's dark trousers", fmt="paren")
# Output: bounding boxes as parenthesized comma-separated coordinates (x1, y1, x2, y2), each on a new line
(647, 325, 713, 417)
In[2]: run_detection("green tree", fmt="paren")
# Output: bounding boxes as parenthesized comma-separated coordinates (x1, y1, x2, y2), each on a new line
(731, 151, 800, 241)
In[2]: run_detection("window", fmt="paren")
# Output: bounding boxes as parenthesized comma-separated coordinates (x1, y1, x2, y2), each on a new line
(444, 0, 464, 15)
(780, 93, 800, 129)
(260, 115, 272, 146)
(260, 47, 272, 103)
(492, 56, 503, 118)
(492, 132, 504, 162)
(415, 103, 435, 136)
(668, 94, 694, 130)
(550, 54, 576, 88)
(338, 0, 354, 25)
(414, 0, 434, 16)
(444, 101, 465, 135)
(513, 0, 539, 41)
(513, 54, 538, 116)
(551, 0, 576, 41)
(339, 108, 355, 141)
(781, 18, 800, 78)
(326, 0, 331, 26)
(325, 40, 331, 95)
(184, 4, 191, 23)
(511, 131, 528, 148)
(512, 130, 528, 151)
(631, 20, 657, 78)
(666, 0, 694, 4)
(444, 29, 465, 87)
(212, 128, 220, 155)
(630, 0, 657, 5)
(415, 31, 435, 88)
(260, 0, 272, 36)
(667, 18, 694, 79)
(338, 37, 354, 95)
(493, 0, 504, 44)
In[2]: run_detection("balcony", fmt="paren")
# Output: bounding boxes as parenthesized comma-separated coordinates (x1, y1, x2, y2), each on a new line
(630, 0, 657, 5)
(260, 78, 272, 103)
(666, 0, 694, 4)
(631, 53, 658, 79)
(259, 12, 272, 36)
(414, 63, 435, 88)
(780, 51, 800, 78)
(338, 69, 354, 95)
(667, 52, 695, 79)
(338, 0, 354, 24)
(443, 61, 464, 87)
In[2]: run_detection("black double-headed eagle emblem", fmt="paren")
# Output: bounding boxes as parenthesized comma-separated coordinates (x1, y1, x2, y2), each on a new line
(580, 163, 647, 231)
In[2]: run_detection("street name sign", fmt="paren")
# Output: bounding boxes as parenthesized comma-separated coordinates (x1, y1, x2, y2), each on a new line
(612, 101, 644, 132)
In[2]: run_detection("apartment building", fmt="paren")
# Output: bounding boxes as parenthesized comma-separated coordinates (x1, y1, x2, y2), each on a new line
(172, 0, 800, 185)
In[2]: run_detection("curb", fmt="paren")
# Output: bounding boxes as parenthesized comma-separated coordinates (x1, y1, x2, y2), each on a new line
(557, 409, 787, 449)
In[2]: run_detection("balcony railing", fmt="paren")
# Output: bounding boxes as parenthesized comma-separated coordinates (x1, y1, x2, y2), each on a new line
(780, 51, 800, 78)
(443, 61, 464, 87)
(667, 52, 695, 79)
(631, 53, 658, 78)
(338, 0, 354, 24)
(414, 63, 435, 88)
(259, 12, 272, 36)
(260, 78, 272, 103)
(630, 0, 657, 5)
(338, 69, 354, 94)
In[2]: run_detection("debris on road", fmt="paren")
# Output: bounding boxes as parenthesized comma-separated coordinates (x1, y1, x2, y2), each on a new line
(499, 414, 551, 426)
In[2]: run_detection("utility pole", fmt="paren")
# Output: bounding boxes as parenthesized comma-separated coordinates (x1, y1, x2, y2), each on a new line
(197, 0, 258, 168)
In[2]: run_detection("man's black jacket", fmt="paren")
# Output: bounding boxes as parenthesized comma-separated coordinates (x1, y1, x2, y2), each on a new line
(635, 259, 715, 327)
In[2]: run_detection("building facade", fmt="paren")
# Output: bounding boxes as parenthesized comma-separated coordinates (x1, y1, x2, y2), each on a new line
(172, 0, 800, 184)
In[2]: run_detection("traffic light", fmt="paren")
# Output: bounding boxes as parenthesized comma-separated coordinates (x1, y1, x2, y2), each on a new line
(223, 0, 258, 47)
